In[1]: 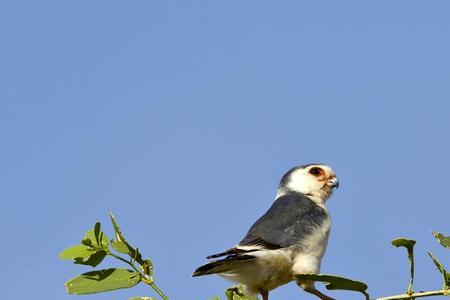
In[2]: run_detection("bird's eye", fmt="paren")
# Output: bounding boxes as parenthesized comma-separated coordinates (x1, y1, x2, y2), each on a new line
(309, 167, 324, 176)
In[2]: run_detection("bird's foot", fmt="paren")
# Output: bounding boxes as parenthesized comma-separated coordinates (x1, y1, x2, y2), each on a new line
(304, 287, 336, 300)
(261, 290, 269, 300)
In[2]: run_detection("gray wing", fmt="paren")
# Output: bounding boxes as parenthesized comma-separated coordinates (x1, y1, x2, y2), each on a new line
(238, 192, 329, 250)
(205, 192, 329, 259)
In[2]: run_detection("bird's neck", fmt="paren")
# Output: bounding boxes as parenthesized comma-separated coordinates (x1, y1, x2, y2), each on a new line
(276, 188, 331, 209)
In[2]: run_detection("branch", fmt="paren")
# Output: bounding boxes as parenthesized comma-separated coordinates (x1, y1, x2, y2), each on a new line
(376, 289, 450, 300)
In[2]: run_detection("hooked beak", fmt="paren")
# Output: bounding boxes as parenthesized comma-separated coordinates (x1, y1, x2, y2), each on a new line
(327, 177, 339, 189)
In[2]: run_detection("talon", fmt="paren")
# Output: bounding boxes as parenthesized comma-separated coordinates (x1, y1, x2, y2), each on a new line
(304, 287, 335, 300)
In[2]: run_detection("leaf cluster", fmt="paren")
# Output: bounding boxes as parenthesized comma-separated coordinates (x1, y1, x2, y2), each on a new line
(224, 285, 258, 300)
(59, 213, 166, 300)
(429, 232, 450, 289)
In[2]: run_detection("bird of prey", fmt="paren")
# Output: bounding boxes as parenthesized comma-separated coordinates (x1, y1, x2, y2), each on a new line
(193, 164, 339, 300)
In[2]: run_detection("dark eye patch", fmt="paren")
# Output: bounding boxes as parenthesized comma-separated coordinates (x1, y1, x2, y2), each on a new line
(309, 167, 324, 176)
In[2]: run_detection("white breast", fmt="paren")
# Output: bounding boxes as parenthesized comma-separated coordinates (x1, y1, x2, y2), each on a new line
(291, 215, 331, 275)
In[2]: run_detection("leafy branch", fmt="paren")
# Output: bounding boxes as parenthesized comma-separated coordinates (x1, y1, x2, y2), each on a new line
(59, 212, 169, 300)
(295, 233, 450, 300)
(60, 214, 450, 300)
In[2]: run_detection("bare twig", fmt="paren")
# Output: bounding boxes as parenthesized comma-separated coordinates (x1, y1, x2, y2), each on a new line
(376, 289, 450, 300)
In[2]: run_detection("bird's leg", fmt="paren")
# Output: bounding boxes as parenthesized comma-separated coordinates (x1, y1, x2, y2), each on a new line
(261, 290, 269, 300)
(303, 287, 335, 300)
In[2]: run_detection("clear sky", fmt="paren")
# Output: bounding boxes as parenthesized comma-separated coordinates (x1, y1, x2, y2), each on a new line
(1, 1, 450, 300)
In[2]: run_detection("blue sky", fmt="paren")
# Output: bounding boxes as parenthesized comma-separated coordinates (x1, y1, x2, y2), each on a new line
(1, 1, 450, 300)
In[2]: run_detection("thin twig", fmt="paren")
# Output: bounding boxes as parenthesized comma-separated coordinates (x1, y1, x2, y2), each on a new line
(109, 252, 170, 300)
(150, 281, 170, 300)
(376, 289, 449, 300)
(407, 248, 415, 294)
(109, 252, 143, 275)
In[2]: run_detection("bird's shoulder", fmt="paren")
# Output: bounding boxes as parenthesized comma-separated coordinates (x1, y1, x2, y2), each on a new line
(248, 192, 329, 229)
(238, 192, 330, 250)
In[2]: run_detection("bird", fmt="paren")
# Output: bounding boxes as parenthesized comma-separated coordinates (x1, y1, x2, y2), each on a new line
(193, 164, 339, 300)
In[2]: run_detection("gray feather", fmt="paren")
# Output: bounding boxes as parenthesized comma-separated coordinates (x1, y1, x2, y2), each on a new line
(192, 254, 256, 276)
(239, 192, 329, 249)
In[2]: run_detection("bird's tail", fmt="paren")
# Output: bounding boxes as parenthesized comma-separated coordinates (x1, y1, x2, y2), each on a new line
(192, 254, 256, 277)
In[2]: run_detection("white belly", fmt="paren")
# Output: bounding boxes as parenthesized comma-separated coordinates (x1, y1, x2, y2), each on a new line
(220, 249, 294, 293)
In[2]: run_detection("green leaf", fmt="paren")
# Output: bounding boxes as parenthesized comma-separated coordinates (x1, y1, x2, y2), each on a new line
(110, 240, 131, 254)
(391, 237, 416, 294)
(427, 251, 450, 288)
(65, 268, 141, 295)
(81, 238, 93, 247)
(82, 229, 96, 247)
(428, 251, 447, 275)
(82, 223, 109, 251)
(129, 297, 156, 300)
(110, 239, 130, 254)
(74, 250, 107, 267)
(109, 212, 143, 263)
(59, 244, 106, 267)
(110, 212, 127, 244)
(295, 274, 369, 299)
(225, 285, 257, 300)
(59, 244, 93, 260)
(391, 238, 416, 250)
(432, 232, 450, 249)
(208, 297, 221, 300)
(94, 223, 109, 251)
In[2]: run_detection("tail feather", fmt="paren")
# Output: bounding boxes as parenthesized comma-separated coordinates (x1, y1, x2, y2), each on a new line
(206, 246, 261, 259)
(192, 254, 256, 277)
(192, 260, 226, 276)
(206, 251, 230, 259)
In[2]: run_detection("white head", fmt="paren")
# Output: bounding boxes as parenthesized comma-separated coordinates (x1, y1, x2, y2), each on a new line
(277, 164, 339, 203)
